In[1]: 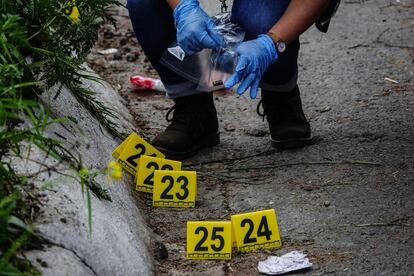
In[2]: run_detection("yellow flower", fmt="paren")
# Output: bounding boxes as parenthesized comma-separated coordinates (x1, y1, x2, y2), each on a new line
(108, 161, 118, 169)
(70, 6, 80, 23)
(64, 0, 80, 23)
(107, 161, 122, 180)
(79, 167, 89, 178)
(112, 170, 123, 180)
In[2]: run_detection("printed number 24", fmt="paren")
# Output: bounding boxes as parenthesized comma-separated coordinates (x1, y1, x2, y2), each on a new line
(241, 216, 272, 244)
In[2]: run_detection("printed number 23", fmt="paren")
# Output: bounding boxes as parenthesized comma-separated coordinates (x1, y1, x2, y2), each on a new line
(194, 227, 224, 252)
(160, 175, 189, 200)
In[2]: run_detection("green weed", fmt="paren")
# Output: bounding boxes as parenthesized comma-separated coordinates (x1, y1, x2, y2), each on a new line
(1, 0, 121, 273)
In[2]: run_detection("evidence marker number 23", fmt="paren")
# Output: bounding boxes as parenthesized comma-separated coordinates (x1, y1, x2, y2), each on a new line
(153, 170, 197, 208)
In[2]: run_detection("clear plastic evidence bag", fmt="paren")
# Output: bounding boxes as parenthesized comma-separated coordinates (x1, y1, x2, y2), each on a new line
(160, 13, 245, 92)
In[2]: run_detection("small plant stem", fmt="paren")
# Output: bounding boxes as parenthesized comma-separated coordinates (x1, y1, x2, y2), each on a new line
(214, 160, 382, 173)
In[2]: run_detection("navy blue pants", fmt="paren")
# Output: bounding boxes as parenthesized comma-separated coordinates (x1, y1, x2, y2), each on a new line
(127, 0, 299, 98)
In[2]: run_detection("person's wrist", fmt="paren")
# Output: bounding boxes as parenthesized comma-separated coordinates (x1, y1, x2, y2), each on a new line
(258, 34, 278, 63)
(265, 31, 286, 54)
(173, 0, 199, 21)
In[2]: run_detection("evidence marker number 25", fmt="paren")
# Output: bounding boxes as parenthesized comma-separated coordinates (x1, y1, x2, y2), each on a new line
(187, 221, 232, 260)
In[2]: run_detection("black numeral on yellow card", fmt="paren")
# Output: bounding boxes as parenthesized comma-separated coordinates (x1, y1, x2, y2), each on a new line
(160, 175, 189, 200)
(194, 226, 225, 252)
(153, 171, 196, 208)
(231, 209, 281, 252)
(187, 221, 232, 260)
(115, 133, 165, 175)
(136, 156, 181, 193)
(241, 216, 272, 244)
(126, 144, 156, 167)
(143, 163, 173, 186)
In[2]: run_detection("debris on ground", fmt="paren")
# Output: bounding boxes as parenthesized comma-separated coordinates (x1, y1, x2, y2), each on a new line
(130, 75, 166, 92)
(258, 251, 312, 275)
(98, 48, 119, 55)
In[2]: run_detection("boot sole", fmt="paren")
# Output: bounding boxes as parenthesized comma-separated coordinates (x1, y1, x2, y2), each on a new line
(155, 132, 220, 160)
(271, 136, 313, 149)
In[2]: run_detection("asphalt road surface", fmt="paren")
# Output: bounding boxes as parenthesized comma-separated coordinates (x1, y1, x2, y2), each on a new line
(88, 0, 414, 274)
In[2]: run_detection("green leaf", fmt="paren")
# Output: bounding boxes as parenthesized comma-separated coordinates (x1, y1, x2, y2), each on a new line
(7, 216, 27, 230)
(0, 263, 20, 276)
(86, 187, 92, 237)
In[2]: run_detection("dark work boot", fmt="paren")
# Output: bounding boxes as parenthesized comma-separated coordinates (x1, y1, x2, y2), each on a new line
(258, 86, 312, 149)
(152, 93, 220, 160)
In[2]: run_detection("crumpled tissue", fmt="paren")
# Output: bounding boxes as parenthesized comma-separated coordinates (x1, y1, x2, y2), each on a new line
(257, 251, 312, 275)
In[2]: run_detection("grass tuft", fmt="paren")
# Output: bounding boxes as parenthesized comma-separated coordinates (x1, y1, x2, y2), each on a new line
(1, 0, 121, 273)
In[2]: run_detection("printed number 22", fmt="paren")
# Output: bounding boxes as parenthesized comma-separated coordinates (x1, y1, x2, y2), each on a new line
(241, 216, 272, 244)
(194, 227, 224, 252)
(126, 144, 156, 167)
(160, 175, 189, 200)
(143, 163, 173, 186)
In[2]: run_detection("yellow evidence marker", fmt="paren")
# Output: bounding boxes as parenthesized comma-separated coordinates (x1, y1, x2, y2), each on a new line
(232, 224, 237, 248)
(112, 133, 133, 159)
(136, 155, 182, 193)
(153, 170, 196, 208)
(187, 221, 232, 260)
(113, 132, 165, 175)
(231, 209, 281, 252)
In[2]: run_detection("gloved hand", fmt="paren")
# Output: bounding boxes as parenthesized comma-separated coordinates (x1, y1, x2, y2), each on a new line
(224, 34, 278, 99)
(173, 0, 225, 55)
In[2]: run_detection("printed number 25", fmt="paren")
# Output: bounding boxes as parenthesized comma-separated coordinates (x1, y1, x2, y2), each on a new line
(194, 227, 224, 252)
(160, 175, 189, 200)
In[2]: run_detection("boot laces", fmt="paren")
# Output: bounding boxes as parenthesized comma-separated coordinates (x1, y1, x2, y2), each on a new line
(257, 96, 302, 123)
(256, 99, 266, 122)
(165, 105, 176, 122)
(165, 103, 191, 123)
(165, 103, 202, 132)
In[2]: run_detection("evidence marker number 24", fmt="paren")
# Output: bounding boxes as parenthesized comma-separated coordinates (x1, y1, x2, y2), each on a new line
(231, 209, 282, 252)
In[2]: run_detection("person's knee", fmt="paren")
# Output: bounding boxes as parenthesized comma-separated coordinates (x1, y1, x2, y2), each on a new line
(126, 0, 152, 13)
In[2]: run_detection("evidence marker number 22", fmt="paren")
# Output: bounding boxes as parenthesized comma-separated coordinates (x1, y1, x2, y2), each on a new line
(112, 132, 165, 175)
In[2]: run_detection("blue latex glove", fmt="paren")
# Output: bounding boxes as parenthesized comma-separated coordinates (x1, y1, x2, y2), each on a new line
(173, 0, 225, 55)
(224, 34, 278, 99)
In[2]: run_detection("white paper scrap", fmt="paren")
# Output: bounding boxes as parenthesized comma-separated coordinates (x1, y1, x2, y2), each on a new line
(167, 46, 186, 61)
(258, 251, 312, 275)
(98, 48, 118, 55)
